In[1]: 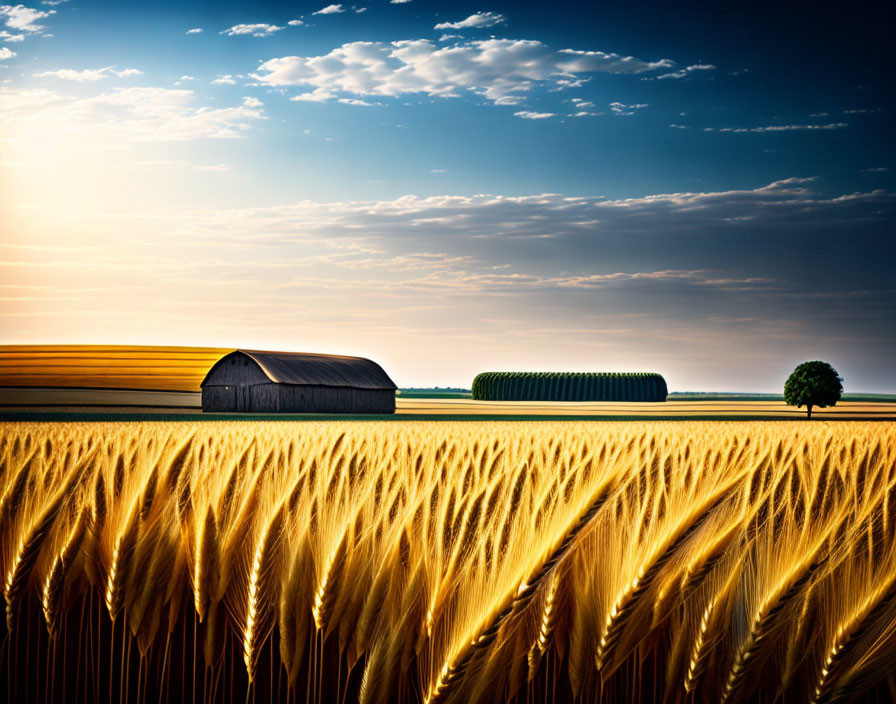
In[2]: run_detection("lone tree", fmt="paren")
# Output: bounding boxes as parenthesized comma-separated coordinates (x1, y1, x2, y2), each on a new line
(784, 360, 843, 419)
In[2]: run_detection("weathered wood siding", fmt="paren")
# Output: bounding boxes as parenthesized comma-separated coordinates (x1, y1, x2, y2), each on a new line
(202, 382, 395, 413)
(276, 384, 394, 413)
(202, 355, 270, 386)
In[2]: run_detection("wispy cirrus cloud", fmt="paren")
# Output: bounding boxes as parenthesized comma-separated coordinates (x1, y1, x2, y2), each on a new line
(34, 66, 142, 81)
(185, 27, 202, 34)
(514, 110, 554, 119)
(434, 11, 505, 30)
(0, 86, 265, 142)
(4, 179, 893, 388)
(704, 122, 848, 133)
(253, 39, 674, 106)
(650, 63, 716, 80)
(610, 101, 647, 115)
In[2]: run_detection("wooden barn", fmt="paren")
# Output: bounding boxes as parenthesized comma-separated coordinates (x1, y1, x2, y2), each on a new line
(200, 350, 396, 414)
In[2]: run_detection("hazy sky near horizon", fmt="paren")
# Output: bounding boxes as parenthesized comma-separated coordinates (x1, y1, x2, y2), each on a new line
(1, 0, 893, 391)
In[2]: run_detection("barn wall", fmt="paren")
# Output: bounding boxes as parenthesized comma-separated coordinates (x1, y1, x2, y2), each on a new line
(202, 385, 235, 412)
(276, 385, 395, 414)
(203, 383, 395, 413)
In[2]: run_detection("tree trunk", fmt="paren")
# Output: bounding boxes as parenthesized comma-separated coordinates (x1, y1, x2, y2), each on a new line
(807, 404, 813, 419)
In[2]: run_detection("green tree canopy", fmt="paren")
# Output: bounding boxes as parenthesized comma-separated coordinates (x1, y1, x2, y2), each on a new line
(784, 361, 843, 419)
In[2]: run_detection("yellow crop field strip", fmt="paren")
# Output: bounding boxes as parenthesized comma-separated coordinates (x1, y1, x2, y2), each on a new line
(0, 421, 894, 703)
(0, 345, 230, 391)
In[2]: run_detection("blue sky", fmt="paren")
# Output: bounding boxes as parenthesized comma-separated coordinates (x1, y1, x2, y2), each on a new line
(1, 0, 893, 391)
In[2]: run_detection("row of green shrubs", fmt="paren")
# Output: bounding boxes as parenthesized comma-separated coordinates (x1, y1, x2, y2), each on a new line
(471, 372, 668, 402)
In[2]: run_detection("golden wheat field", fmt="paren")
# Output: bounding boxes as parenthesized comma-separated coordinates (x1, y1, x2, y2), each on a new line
(0, 421, 894, 704)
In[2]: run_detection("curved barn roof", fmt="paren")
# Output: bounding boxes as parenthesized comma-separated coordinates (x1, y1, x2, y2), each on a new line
(201, 350, 396, 390)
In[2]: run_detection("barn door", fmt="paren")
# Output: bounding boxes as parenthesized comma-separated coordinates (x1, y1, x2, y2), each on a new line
(237, 385, 250, 412)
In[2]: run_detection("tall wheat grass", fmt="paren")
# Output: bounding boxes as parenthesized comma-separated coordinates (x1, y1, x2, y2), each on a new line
(0, 420, 893, 703)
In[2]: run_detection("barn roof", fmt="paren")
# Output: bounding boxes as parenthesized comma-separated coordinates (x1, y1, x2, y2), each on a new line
(201, 349, 397, 390)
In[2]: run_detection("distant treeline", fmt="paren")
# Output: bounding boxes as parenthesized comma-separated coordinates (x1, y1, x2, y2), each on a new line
(472, 372, 667, 402)
(669, 392, 896, 403)
(398, 387, 471, 393)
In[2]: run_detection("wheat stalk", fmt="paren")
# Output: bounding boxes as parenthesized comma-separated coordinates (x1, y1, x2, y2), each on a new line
(595, 480, 737, 674)
(424, 473, 619, 704)
(720, 556, 823, 703)
(812, 573, 896, 704)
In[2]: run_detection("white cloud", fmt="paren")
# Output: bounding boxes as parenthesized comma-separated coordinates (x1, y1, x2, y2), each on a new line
(0, 4, 54, 33)
(242, 96, 263, 107)
(434, 11, 505, 30)
(391, 0, 413, 3)
(41, 0, 67, 5)
(221, 23, 282, 37)
(430, 168, 446, 173)
(0, 87, 266, 142)
(338, 97, 374, 106)
(291, 90, 335, 102)
(514, 110, 553, 119)
(843, 108, 882, 114)
(704, 122, 848, 133)
(1, 30, 25, 41)
(652, 63, 716, 80)
(0, 45, 14, 58)
(179, 75, 195, 81)
(212, 74, 236, 85)
(253, 39, 674, 105)
(861, 167, 889, 173)
(34, 66, 142, 81)
(355, 7, 367, 12)
(186, 27, 202, 34)
(609, 101, 647, 115)
(288, 19, 304, 26)
(313, 4, 344, 14)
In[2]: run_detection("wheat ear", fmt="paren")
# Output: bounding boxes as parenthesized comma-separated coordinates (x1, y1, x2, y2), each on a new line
(683, 567, 740, 694)
(0, 450, 37, 544)
(193, 505, 219, 623)
(243, 503, 286, 681)
(5, 454, 90, 631)
(105, 500, 140, 621)
(279, 538, 312, 684)
(312, 530, 348, 632)
(527, 571, 560, 681)
(42, 507, 89, 638)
